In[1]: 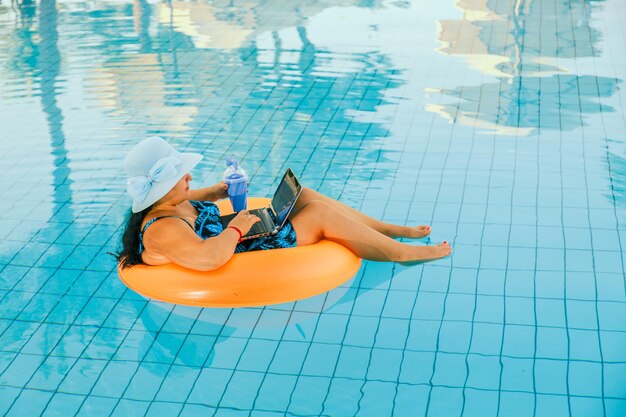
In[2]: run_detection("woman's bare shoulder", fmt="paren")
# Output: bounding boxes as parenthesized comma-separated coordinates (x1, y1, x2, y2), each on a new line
(140, 201, 201, 262)
(141, 201, 198, 229)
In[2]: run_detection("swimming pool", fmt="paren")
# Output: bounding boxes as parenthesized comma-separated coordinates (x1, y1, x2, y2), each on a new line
(0, 0, 625, 415)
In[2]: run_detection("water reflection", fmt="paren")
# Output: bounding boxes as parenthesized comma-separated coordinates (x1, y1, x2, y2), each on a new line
(39, 0, 74, 212)
(133, 0, 153, 53)
(0, 0, 403, 256)
(1, 0, 78, 260)
(428, 74, 621, 135)
(607, 142, 626, 207)
(1, 0, 75, 223)
(0, 0, 406, 361)
(158, 0, 364, 50)
(6, 0, 38, 75)
(85, 0, 401, 193)
(429, 0, 621, 135)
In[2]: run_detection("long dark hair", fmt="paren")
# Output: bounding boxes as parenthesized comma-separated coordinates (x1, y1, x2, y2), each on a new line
(111, 205, 154, 269)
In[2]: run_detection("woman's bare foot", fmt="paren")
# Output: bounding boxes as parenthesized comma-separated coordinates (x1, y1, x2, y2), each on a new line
(399, 241, 452, 265)
(388, 225, 432, 239)
(406, 225, 432, 239)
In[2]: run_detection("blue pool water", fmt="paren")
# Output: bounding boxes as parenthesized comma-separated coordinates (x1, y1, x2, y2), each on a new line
(1, 0, 625, 416)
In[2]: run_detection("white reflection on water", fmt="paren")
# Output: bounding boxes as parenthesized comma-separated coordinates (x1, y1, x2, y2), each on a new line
(428, 0, 622, 136)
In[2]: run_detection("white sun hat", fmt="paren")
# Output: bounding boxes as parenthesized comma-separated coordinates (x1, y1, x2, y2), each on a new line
(124, 136, 203, 213)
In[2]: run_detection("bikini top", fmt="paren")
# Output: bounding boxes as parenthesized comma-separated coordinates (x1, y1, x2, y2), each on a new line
(138, 200, 222, 253)
(138, 215, 195, 253)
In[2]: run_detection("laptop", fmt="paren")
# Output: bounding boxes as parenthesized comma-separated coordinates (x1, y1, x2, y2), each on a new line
(219, 168, 303, 240)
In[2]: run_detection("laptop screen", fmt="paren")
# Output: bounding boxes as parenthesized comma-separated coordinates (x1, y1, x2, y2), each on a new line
(271, 168, 302, 227)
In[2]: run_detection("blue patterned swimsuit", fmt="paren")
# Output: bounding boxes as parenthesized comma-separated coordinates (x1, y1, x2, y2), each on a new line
(139, 200, 297, 254)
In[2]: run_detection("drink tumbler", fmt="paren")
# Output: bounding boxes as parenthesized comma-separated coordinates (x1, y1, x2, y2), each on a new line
(223, 155, 248, 212)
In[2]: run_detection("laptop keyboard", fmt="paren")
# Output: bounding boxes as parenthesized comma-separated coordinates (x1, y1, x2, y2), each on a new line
(245, 209, 270, 236)
(246, 221, 268, 236)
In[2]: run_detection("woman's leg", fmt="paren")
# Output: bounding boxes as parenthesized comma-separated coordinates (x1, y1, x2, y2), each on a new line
(294, 188, 431, 238)
(290, 200, 451, 263)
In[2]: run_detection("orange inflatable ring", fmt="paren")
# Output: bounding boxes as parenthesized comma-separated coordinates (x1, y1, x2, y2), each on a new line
(117, 197, 362, 307)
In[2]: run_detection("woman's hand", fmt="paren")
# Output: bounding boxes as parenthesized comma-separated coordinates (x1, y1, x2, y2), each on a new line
(227, 210, 261, 235)
(189, 182, 229, 202)
(210, 181, 229, 201)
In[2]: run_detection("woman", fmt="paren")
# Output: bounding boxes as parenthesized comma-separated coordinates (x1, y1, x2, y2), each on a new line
(116, 137, 451, 271)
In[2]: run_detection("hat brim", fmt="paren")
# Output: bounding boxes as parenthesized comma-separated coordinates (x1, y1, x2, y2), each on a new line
(131, 152, 203, 213)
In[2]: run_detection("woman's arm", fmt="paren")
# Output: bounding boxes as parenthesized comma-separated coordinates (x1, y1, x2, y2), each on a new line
(145, 218, 240, 271)
(188, 182, 228, 202)
(142, 211, 261, 271)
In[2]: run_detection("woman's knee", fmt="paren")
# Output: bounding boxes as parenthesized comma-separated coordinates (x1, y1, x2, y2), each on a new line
(302, 199, 333, 216)
(292, 200, 334, 226)
(298, 187, 320, 203)
(292, 200, 330, 245)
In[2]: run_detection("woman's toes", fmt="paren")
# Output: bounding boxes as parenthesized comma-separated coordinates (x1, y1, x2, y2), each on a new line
(410, 225, 431, 238)
(437, 241, 452, 257)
